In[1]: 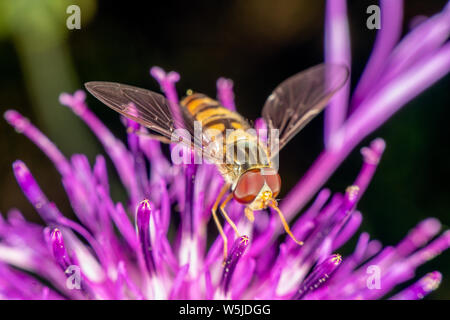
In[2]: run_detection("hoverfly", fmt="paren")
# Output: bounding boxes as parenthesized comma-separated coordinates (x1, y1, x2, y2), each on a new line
(85, 64, 349, 261)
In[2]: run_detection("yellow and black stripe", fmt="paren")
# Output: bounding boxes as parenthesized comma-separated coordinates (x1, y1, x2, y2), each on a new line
(180, 93, 249, 135)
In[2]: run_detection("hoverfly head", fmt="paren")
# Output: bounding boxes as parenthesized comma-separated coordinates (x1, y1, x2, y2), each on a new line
(233, 167, 281, 211)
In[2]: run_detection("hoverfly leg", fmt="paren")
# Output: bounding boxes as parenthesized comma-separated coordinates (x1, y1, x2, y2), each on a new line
(244, 207, 255, 222)
(269, 201, 304, 246)
(212, 184, 231, 265)
(126, 127, 172, 144)
(220, 193, 241, 238)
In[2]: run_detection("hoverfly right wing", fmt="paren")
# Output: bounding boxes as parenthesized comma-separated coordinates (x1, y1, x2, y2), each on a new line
(85, 81, 217, 160)
(261, 64, 349, 158)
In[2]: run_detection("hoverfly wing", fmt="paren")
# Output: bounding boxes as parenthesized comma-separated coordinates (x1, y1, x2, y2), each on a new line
(85, 81, 212, 159)
(261, 64, 349, 157)
(85, 81, 183, 136)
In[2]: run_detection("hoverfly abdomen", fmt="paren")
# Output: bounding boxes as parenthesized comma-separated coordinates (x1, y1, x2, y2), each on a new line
(180, 93, 249, 136)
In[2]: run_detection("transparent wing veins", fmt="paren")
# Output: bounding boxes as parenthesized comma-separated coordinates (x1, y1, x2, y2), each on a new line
(84, 81, 220, 162)
(262, 64, 349, 157)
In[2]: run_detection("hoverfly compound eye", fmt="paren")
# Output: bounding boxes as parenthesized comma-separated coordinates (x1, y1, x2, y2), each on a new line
(262, 168, 281, 197)
(233, 169, 265, 204)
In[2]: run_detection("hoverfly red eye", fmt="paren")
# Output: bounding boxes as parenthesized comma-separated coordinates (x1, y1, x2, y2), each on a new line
(262, 168, 281, 197)
(233, 170, 265, 204)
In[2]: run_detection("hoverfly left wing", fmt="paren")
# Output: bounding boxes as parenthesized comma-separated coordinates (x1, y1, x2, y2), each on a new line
(85, 81, 216, 160)
(261, 64, 349, 158)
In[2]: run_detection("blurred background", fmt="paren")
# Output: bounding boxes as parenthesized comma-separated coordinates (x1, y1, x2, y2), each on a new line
(0, 0, 449, 298)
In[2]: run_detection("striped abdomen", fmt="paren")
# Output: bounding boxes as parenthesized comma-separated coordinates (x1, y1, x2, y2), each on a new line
(180, 93, 250, 136)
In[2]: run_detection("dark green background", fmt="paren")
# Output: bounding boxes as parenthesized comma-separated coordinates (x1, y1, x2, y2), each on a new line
(1, 0, 449, 298)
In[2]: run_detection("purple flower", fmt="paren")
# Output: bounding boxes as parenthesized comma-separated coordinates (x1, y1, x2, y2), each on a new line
(1, 1, 450, 300)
